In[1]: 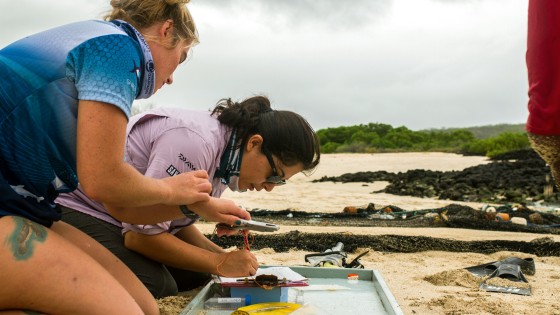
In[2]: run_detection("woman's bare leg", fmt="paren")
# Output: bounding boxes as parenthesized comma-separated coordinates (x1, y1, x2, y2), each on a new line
(50, 220, 159, 314)
(528, 133, 560, 190)
(0, 216, 148, 315)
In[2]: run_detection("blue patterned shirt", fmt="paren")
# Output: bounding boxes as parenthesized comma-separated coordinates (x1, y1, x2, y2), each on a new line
(0, 20, 144, 223)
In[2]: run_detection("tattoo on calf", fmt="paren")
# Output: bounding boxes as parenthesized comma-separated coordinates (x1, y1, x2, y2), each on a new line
(7, 217, 47, 260)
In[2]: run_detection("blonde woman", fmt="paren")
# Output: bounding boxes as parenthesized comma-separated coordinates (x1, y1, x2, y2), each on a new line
(0, 1, 248, 314)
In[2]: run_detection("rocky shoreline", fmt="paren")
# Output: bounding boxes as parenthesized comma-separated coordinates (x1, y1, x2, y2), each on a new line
(313, 149, 560, 204)
(241, 203, 560, 232)
(205, 202, 560, 257)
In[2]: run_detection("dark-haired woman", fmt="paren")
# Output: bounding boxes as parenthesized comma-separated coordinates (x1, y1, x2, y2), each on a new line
(57, 95, 321, 298)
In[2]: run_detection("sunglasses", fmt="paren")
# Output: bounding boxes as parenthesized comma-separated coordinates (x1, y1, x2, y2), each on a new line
(262, 147, 286, 185)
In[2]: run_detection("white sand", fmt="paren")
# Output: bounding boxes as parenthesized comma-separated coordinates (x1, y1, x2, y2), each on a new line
(190, 153, 560, 315)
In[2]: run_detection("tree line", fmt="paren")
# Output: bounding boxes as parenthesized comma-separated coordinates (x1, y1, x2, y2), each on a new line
(317, 123, 529, 157)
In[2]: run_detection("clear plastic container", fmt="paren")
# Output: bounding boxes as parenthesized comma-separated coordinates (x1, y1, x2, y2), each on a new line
(203, 297, 246, 310)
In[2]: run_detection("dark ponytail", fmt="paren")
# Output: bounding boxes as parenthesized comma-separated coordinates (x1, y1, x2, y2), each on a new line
(212, 96, 320, 173)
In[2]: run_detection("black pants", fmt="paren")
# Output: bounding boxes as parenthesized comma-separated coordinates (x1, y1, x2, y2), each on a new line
(59, 206, 211, 298)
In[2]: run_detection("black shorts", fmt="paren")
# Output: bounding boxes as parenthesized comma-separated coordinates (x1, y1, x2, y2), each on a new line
(60, 206, 211, 298)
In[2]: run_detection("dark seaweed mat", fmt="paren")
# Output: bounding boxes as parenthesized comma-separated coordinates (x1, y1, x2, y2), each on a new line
(208, 231, 560, 257)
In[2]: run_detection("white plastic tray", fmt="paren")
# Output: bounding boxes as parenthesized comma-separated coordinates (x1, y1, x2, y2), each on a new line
(180, 266, 403, 315)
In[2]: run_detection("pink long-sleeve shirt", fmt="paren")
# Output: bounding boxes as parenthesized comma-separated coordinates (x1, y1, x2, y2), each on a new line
(56, 108, 233, 235)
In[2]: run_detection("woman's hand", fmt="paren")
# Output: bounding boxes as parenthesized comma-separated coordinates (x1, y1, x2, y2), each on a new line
(189, 198, 251, 226)
(160, 170, 212, 205)
(215, 250, 259, 277)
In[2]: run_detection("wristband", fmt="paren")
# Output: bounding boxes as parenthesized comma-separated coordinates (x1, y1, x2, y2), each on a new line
(179, 205, 198, 219)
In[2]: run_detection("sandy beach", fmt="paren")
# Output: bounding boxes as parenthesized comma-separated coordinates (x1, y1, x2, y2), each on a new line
(161, 153, 560, 315)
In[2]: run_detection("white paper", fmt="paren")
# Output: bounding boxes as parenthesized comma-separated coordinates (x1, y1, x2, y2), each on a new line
(218, 266, 308, 284)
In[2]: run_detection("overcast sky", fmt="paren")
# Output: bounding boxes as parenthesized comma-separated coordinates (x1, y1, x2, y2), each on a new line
(1, 0, 529, 131)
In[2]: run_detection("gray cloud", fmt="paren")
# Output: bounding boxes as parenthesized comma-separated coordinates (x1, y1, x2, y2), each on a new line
(2, 0, 528, 131)
(197, 0, 392, 30)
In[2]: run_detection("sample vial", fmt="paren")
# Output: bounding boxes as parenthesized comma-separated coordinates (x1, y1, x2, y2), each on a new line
(204, 297, 246, 310)
(295, 289, 305, 305)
